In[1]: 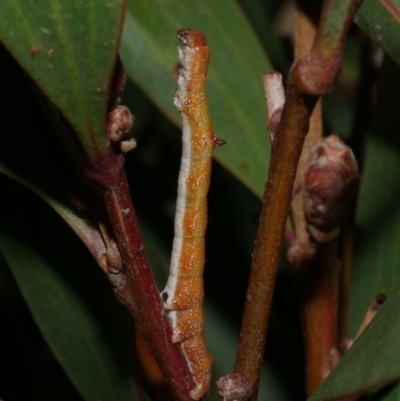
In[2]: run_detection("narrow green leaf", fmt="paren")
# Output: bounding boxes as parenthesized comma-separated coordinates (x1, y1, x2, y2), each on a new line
(0, 167, 106, 262)
(318, 0, 358, 54)
(120, 0, 273, 197)
(0, 183, 135, 401)
(355, 0, 400, 67)
(307, 282, 400, 401)
(350, 57, 400, 336)
(0, 47, 105, 260)
(0, 0, 125, 157)
(236, 0, 290, 73)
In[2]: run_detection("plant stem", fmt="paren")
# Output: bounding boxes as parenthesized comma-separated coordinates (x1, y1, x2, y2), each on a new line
(296, 241, 340, 395)
(288, 0, 323, 265)
(102, 170, 194, 401)
(291, 2, 331, 396)
(292, 0, 359, 96)
(229, 1, 359, 399)
(233, 78, 318, 400)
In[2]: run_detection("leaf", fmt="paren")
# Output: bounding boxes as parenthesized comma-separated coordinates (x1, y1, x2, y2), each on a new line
(350, 53, 400, 400)
(0, 46, 105, 261)
(307, 282, 400, 401)
(355, 0, 400, 67)
(307, 56, 400, 401)
(350, 57, 400, 336)
(0, 179, 136, 401)
(236, 0, 290, 73)
(120, 0, 273, 197)
(0, 0, 126, 157)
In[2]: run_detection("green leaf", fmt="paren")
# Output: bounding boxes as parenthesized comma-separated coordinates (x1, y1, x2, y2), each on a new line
(236, 0, 289, 73)
(0, 180, 135, 401)
(0, 46, 105, 261)
(355, 0, 400, 67)
(120, 0, 273, 197)
(350, 57, 400, 336)
(307, 282, 400, 401)
(0, 0, 125, 157)
(307, 56, 400, 401)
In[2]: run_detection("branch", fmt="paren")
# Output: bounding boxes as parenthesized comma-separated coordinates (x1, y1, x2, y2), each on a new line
(297, 240, 341, 395)
(288, 0, 323, 264)
(102, 170, 194, 401)
(217, 1, 359, 399)
(230, 69, 319, 401)
(79, 64, 195, 401)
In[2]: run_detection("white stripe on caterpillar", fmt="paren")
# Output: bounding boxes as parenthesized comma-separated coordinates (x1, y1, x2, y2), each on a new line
(161, 28, 224, 400)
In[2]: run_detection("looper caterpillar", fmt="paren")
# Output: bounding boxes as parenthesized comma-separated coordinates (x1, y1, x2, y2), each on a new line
(161, 29, 224, 400)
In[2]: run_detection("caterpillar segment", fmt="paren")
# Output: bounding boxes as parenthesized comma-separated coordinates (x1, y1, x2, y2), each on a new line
(161, 28, 223, 400)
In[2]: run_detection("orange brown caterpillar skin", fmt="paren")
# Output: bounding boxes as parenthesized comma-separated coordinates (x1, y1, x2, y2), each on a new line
(161, 29, 220, 400)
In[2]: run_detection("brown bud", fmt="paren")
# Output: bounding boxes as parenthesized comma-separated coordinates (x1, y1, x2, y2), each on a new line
(105, 240, 123, 274)
(107, 105, 135, 142)
(304, 135, 359, 236)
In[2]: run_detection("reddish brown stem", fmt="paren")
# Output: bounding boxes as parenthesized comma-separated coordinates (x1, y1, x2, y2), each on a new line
(226, 1, 359, 399)
(232, 82, 318, 400)
(296, 240, 340, 395)
(288, 0, 323, 265)
(293, 0, 359, 96)
(102, 171, 194, 401)
(291, 4, 330, 395)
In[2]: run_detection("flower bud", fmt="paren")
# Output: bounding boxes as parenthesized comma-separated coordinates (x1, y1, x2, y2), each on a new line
(106, 105, 135, 142)
(304, 135, 359, 238)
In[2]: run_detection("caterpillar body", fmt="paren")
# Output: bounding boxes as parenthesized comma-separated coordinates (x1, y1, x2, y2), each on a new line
(161, 29, 223, 400)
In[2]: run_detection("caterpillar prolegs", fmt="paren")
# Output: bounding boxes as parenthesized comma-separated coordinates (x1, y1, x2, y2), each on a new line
(161, 29, 223, 400)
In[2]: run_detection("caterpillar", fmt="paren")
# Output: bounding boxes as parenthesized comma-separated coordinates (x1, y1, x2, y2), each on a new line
(161, 29, 224, 400)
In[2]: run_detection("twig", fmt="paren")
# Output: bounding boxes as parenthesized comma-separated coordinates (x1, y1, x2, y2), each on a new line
(230, 71, 320, 401)
(80, 62, 195, 401)
(80, 147, 194, 401)
(101, 170, 195, 401)
(217, 1, 359, 400)
(288, 0, 323, 264)
(296, 241, 341, 395)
